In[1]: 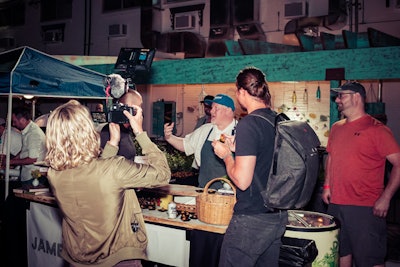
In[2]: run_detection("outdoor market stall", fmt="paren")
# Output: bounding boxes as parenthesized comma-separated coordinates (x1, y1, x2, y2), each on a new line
(14, 184, 227, 267)
(0, 46, 107, 198)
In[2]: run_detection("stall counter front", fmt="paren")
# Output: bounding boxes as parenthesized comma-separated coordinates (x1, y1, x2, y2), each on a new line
(14, 184, 227, 267)
(13, 186, 339, 267)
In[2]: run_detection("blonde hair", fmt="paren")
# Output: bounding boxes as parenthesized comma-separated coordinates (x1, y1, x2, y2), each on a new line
(45, 100, 101, 171)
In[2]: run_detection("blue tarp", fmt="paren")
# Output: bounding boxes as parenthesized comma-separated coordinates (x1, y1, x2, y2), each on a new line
(0, 46, 107, 198)
(0, 46, 107, 98)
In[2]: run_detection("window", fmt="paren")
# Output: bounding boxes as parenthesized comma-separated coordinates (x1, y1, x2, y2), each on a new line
(103, 0, 144, 12)
(41, 24, 65, 43)
(0, 0, 25, 27)
(210, 0, 229, 25)
(233, 0, 254, 23)
(41, 0, 72, 22)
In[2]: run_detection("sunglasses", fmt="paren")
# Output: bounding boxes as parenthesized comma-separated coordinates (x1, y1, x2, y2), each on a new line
(336, 92, 356, 99)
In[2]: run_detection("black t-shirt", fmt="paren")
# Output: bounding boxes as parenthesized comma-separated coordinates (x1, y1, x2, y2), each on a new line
(100, 124, 136, 161)
(234, 108, 276, 214)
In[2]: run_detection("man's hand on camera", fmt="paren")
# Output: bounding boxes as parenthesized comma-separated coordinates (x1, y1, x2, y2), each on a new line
(123, 106, 143, 136)
(108, 123, 121, 147)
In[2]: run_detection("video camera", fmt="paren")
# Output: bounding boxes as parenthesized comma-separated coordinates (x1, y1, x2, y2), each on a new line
(108, 103, 136, 124)
(91, 74, 136, 124)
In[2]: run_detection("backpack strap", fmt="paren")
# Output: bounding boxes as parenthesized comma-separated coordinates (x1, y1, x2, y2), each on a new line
(249, 112, 289, 128)
(276, 113, 290, 122)
(248, 113, 274, 127)
(247, 113, 279, 200)
(248, 113, 279, 175)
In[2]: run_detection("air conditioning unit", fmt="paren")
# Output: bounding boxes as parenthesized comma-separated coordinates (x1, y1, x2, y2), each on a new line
(108, 24, 127, 37)
(174, 14, 195, 30)
(43, 30, 63, 43)
(284, 1, 306, 19)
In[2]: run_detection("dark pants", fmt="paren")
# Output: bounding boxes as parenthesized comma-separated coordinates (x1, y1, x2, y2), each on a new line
(189, 230, 224, 267)
(219, 211, 288, 267)
(2, 188, 28, 267)
(327, 204, 387, 266)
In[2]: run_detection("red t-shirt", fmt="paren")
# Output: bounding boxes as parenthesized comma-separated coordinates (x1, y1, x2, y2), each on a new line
(327, 115, 400, 206)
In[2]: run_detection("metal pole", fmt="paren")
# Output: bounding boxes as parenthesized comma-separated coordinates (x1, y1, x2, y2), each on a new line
(354, 0, 359, 33)
(32, 99, 36, 120)
(348, 1, 353, 32)
(5, 86, 12, 200)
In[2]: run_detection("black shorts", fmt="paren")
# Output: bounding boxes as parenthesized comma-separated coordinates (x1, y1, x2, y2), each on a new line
(327, 204, 387, 266)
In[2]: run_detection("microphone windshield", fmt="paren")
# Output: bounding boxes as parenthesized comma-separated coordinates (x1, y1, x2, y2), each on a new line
(105, 74, 127, 99)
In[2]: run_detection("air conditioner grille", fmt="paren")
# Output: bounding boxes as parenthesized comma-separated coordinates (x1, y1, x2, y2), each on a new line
(109, 24, 127, 36)
(284, 2, 305, 18)
(175, 15, 195, 30)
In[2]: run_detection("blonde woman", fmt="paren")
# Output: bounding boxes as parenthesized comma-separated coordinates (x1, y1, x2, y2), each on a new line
(45, 100, 170, 267)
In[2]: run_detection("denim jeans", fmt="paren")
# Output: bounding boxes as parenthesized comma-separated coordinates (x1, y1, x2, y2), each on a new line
(219, 211, 288, 267)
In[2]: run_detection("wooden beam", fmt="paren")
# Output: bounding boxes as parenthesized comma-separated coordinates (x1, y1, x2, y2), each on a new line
(83, 46, 400, 84)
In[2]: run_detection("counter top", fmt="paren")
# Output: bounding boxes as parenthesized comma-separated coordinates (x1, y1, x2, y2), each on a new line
(14, 184, 228, 234)
(14, 192, 56, 205)
(142, 209, 227, 234)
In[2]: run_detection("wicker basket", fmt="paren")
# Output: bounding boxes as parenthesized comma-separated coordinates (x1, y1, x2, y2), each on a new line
(196, 177, 236, 225)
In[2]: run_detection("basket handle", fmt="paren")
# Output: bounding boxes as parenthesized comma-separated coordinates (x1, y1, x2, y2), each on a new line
(203, 177, 236, 197)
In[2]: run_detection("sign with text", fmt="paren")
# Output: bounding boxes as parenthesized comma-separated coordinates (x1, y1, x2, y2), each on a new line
(27, 202, 67, 267)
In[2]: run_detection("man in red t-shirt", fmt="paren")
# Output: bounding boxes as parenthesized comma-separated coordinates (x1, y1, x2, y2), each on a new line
(322, 82, 400, 267)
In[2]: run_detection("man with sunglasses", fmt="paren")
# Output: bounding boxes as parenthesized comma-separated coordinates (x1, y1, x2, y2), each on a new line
(322, 82, 400, 267)
(100, 89, 143, 161)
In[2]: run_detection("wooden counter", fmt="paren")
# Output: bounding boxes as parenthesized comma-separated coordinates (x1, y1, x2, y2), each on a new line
(14, 192, 56, 205)
(14, 184, 228, 234)
(142, 209, 226, 234)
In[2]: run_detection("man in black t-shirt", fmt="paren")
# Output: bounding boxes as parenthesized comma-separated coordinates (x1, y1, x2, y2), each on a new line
(212, 67, 288, 267)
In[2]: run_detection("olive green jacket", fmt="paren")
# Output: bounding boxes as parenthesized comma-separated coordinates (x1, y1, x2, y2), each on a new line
(48, 132, 170, 267)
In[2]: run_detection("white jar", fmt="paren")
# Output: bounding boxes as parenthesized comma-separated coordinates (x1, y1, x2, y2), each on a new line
(167, 201, 177, 219)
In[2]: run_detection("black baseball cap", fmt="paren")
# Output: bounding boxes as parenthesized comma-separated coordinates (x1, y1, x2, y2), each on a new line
(200, 95, 214, 104)
(331, 82, 366, 99)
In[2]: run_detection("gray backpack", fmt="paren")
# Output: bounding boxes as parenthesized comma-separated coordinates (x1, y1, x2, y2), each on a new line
(251, 113, 321, 210)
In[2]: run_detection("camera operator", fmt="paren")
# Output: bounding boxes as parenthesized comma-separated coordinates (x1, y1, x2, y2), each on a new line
(45, 100, 170, 267)
(99, 89, 143, 161)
